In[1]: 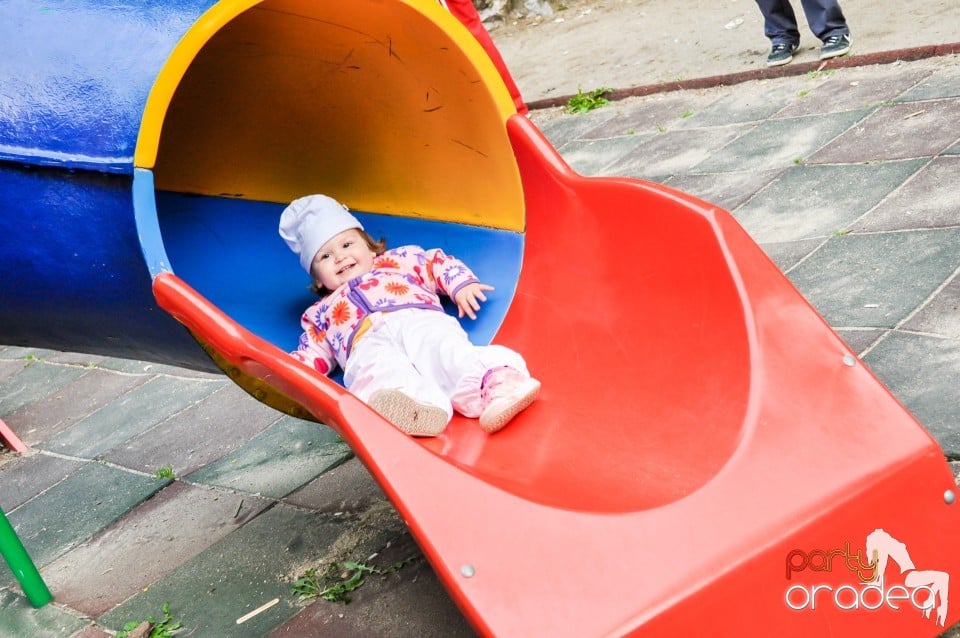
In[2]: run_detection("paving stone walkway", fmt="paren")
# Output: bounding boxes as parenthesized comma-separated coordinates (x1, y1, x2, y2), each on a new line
(2, 53, 959, 636)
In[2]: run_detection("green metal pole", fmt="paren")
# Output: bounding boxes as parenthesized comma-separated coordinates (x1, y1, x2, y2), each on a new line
(0, 508, 52, 607)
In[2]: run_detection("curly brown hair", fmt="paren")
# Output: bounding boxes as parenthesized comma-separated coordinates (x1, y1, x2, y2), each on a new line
(309, 230, 387, 297)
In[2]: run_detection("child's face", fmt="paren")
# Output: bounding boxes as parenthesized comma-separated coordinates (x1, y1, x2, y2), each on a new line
(310, 228, 377, 291)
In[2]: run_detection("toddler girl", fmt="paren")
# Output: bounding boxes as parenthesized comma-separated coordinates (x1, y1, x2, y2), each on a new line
(279, 194, 540, 436)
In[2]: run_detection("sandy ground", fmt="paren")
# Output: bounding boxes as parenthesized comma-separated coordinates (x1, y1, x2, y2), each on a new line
(489, 0, 960, 103)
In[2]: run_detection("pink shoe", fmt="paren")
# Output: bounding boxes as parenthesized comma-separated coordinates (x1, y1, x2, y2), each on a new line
(368, 389, 448, 437)
(478, 368, 541, 433)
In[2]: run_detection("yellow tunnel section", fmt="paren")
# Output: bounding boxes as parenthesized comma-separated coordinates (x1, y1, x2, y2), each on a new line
(134, 0, 526, 230)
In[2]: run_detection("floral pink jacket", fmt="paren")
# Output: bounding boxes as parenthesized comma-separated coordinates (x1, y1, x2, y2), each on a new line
(291, 245, 479, 375)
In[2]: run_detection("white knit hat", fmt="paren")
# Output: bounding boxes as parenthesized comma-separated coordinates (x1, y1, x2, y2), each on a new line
(278, 194, 364, 273)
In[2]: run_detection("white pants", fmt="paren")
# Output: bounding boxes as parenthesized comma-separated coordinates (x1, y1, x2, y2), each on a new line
(343, 308, 529, 421)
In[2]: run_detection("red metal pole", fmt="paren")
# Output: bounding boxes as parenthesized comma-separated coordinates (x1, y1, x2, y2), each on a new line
(0, 419, 27, 454)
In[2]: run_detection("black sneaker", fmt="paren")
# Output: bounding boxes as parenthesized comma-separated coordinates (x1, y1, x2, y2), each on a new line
(766, 43, 798, 67)
(820, 34, 851, 60)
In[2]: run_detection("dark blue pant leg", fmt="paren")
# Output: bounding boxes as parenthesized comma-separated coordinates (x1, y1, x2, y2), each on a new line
(754, 0, 801, 46)
(798, 0, 850, 41)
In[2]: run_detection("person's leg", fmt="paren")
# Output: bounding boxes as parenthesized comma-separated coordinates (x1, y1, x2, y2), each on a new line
(798, 0, 849, 40)
(443, 0, 529, 115)
(755, 0, 801, 66)
(344, 316, 452, 436)
(392, 309, 538, 432)
(755, 0, 801, 46)
(798, 0, 851, 59)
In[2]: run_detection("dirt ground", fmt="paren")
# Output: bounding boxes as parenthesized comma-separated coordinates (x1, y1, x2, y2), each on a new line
(489, 0, 960, 103)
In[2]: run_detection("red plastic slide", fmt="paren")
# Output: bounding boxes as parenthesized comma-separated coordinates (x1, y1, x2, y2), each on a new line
(155, 113, 960, 637)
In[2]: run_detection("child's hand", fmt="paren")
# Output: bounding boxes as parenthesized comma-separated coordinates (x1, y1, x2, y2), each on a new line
(455, 282, 494, 320)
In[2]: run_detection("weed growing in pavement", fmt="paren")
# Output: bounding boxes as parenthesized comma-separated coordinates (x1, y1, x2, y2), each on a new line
(565, 87, 613, 114)
(806, 68, 836, 80)
(116, 602, 182, 638)
(293, 556, 419, 604)
(154, 465, 176, 480)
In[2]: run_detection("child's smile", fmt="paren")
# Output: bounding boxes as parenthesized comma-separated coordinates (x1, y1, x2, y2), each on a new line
(311, 228, 377, 291)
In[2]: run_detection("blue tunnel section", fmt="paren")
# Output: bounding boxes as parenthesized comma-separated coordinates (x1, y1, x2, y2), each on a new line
(0, 0, 218, 172)
(0, 0, 221, 368)
(0, 163, 212, 368)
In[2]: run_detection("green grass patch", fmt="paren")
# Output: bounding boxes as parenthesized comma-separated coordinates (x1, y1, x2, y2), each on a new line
(116, 602, 182, 638)
(154, 465, 176, 480)
(293, 556, 419, 604)
(565, 87, 613, 114)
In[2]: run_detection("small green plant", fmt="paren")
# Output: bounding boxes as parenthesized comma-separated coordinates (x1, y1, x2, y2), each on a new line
(116, 602, 182, 638)
(793, 157, 804, 165)
(834, 229, 851, 236)
(23, 354, 44, 367)
(655, 124, 666, 133)
(680, 110, 694, 119)
(627, 128, 636, 135)
(293, 556, 418, 604)
(565, 87, 613, 114)
(154, 465, 176, 480)
(797, 89, 810, 98)
(806, 68, 836, 80)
